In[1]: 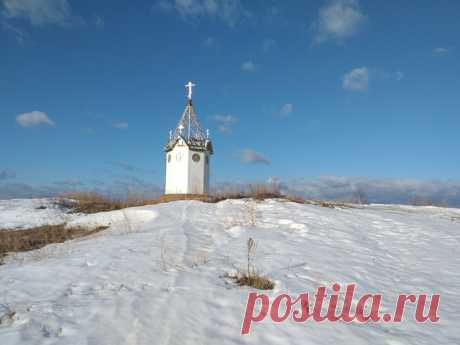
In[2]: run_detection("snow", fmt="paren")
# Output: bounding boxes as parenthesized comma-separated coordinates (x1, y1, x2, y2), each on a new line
(0, 198, 459, 344)
(0, 198, 72, 230)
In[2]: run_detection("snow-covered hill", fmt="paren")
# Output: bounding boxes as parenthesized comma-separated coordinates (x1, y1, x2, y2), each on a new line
(0, 198, 459, 344)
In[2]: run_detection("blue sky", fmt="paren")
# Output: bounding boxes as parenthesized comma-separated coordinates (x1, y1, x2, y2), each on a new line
(1, 0, 459, 201)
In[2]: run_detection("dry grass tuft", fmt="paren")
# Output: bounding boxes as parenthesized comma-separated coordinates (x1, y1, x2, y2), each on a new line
(59, 188, 362, 216)
(156, 194, 214, 203)
(408, 195, 449, 207)
(211, 183, 282, 203)
(0, 304, 16, 326)
(58, 192, 161, 213)
(58, 183, 283, 214)
(283, 195, 308, 204)
(317, 200, 360, 209)
(0, 223, 108, 263)
(247, 183, 282, 200)
(282, 195, 360, 209)
(225, 237, 275, 290)
(228, 272, 275, 290)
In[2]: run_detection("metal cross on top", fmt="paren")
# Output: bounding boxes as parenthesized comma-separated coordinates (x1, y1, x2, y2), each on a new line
(185, 81, 195, 100)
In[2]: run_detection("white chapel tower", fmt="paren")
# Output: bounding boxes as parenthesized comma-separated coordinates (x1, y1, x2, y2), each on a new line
(164, 82, 213, 195)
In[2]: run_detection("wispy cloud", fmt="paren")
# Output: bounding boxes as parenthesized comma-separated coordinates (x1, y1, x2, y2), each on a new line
(313, 0, 366, 44)
(394, 71, 404, 81)
(279, 103, 294, 117)
(1, 19, 29, 42)
(212, 114, 238, 134)
(433, 47, 449, 55)
(155, 0, 249, 27)
(202, 36, 214, 47)
(372, 69, 404, 81)
(0, 183, 52, 199)
(281, 176, 460, 207)
(82, 127, 95, 135)
(342, 67, 404, 91)
(53, 178, 84, 187)
(1, 0, 72, 26)
(112, 122, 128, 129)
(212, 115, 238, 124)
(110, 161, 136, 172)
(342, 67, 369, 91)
(264, 6, 279, 22)
(0, 168, 16, 180)
(0, 179, 163, 200)
(16, 110, 55, 127)
(109, 161, 155, 174)
(236, 149, 270, 165)
(93, 14, 104, 28)
(262, 38, 276, 52)
(241, 60, 255, 72)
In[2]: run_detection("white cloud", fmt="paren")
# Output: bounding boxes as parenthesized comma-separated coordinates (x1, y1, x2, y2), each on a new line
(281, 176, 460, 207)
(241, 60, 255, 72)
(433, 47, 449, 55)
(342, 67, 368, 91)
(1, 19, 28, 42)
(156, 0, 173, 11)
(156, 0, 248, 27)
(262, 38, 276, 52)
(16, 110, 55, 127)
(313, 0, 366, 44)
(0, 179, 163, 199)
(2, 0, 71, 26)
(236, 149, 270, 165)
(213, 114, 238, 124)
(112, 122, 129, 129)
(201, 36, 214, 47)
(82, 127, 95, 135)
(94, 15, 104, 28)
(395, 71, 404, 81)
(212, 114, 238, 134)
(217, 125, 232, 134)
(374, 69, 404, 81)
(279, 103, 294, 117)
(108, 161, 155, 175)
(267, 176, 280, 186)
(0, 168, 16, 180)
(265, 6, 279, 21)
(53, 178, 84, 187)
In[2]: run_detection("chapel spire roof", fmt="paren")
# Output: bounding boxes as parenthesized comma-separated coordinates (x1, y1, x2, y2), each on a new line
(165, 81, 213, 153)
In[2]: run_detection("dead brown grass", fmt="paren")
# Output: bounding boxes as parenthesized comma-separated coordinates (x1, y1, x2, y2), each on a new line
(59, 189, 362, 215)
(225, 237, 274, 290)
(283, 195, 360, 209)
(0, 223, 108, 263)
(156, 194, 214, 203)
(227, 272, 275, 290)
(283, 195, 307, 204)
(317, 200, 357, 208)
(210, 183, 282, 202)
(247, 183, 282, 200)
(58, 192, 159, 213)
(58, 184, 283, 214)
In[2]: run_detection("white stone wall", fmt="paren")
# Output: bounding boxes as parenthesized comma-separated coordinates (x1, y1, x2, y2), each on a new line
(187, 151, 210, 194)
(165, 139, 211, 194)
(165, 140, 189, 194)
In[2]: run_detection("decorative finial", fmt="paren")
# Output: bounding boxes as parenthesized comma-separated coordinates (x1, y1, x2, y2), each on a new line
(169, 130, 172, 140)
(206, 129, 210, 139)
(178, 124, 184, 135)
(185, 81, 195, 100)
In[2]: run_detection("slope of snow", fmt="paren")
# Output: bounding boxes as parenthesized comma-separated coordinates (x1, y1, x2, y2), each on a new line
(0, 198, 73, 230)
(0, 199, 459, 344)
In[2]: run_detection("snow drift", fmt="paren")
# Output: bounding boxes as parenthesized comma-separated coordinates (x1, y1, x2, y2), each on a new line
(0, 198, 459, 344)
